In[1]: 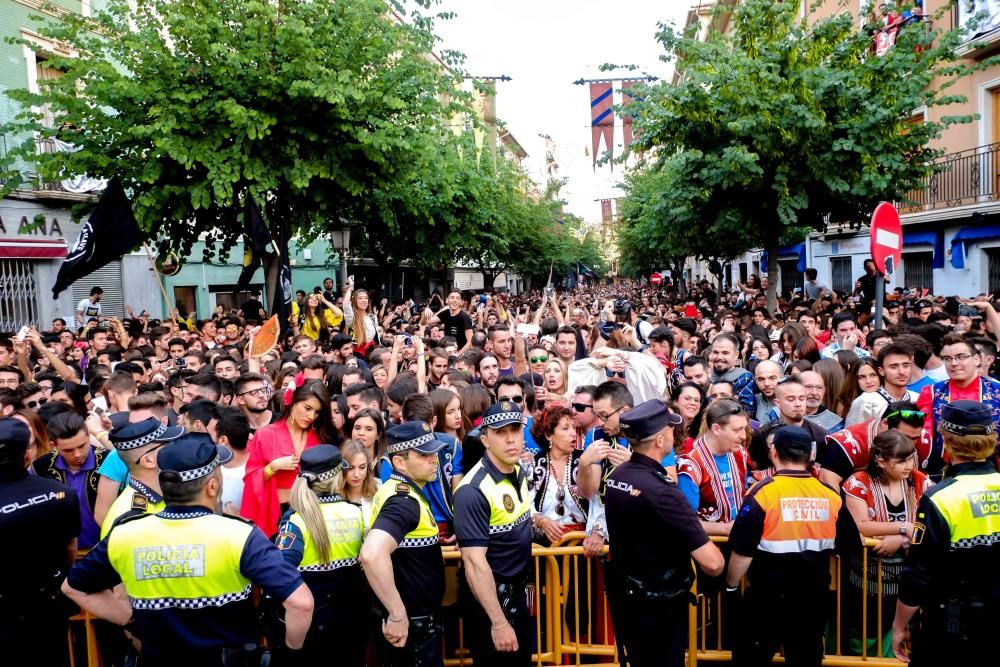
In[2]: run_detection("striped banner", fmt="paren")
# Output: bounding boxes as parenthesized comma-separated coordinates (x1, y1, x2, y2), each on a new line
(590, 82, 614, 167)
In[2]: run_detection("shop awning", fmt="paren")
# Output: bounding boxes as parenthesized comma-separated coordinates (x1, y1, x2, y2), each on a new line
(760, 243, 806, 273)
(903, 230, 944, 269)
(0, 238, 68, 259)
(950, 225, 1000, 269)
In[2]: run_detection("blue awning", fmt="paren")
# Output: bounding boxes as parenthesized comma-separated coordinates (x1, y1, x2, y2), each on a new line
(903, 230, 944, 270)
(760, 243, 806, 273)
(950, 225, 1000, 269)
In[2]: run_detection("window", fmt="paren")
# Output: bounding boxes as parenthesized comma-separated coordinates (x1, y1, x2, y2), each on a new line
(988, 250, 1000, 294)
(830, 257, 853, 294)
(173, 286, 197, 319)
(902, 252, 934, 292)
(210, 284, 265, 316)
(0, 260, 38, 332)
(739, 262, 748, 285)
(778, 259, 803, 297)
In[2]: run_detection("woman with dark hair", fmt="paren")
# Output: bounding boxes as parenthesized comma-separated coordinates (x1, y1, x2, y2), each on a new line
(813, 359, 846, 416)
(241, 381, 336, 536)
(457, 384, 492, 471)
(840, 359, 883, 424)
(349, 407, 386, 473)
(671, 381, 707, 449)
(529, 405, 589, 545)
(52, 380, 90, 416)
(330, 394, 349, 441)
(775, 322, 807, 370)
(843, 430, 932, 654)
(744, 335, 774, 373)
(785, 359, 813, 376)
(300, 292, 342, 344)
(792, 336, 821, 364)
(324, 364, 350, 396)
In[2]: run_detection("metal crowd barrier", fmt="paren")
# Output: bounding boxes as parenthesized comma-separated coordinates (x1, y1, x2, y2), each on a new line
(67, 533, 903, 666)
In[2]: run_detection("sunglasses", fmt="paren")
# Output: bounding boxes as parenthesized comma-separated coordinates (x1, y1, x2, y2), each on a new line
(571, 402, 592, 413)
(529, 356, 549, 364)
(25, 397, 48, 409)
(605, 369, 625, 378)
(505, 395, 524, 404)
(884, 409, 925, 421)
(555, 485, 566, 517)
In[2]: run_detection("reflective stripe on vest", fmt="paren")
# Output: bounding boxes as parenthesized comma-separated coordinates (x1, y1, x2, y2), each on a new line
(108, 512, 254, 609)
(456, 460, 531, 534)
(289, 496, 364, 570)
(100, 483, 165, 539)
(370, 475, 439, 548)
(755, 475, 841, 554)
(928, 471, 1000, 550)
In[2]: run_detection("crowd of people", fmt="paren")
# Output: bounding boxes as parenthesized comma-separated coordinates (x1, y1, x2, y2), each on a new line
(2, 268, 998, 666)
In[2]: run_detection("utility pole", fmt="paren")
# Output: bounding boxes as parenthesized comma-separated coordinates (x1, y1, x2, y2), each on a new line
(464, 75, 511, 165)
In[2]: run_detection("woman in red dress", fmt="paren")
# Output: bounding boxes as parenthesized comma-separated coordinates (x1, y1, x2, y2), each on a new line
(241, 381, 337, 536)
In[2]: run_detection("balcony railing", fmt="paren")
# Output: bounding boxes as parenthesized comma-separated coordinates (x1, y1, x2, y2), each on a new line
(901, 142, 1000, 213)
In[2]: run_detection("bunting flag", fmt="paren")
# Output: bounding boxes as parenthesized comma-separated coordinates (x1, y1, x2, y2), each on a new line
(52, 177, 145, 298)
(622, 80, 642, 156)
(590, 82, 614, 167)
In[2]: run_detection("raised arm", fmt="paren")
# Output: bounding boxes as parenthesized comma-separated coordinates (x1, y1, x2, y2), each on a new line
(28, 328, 76, 383)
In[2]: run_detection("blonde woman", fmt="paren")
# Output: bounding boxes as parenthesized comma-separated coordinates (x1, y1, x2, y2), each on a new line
(337, 439, 380, 525)
(342, 278, 381, 357)
(543, 358, 571, 402)
(276, 445, 368, 666)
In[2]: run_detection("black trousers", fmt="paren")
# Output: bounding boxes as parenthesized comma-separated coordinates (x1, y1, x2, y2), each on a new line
(733, 586, 827, 667)
(609, 596, 688, 667)
(378, 614, 444, 667)
(459, 583, 532, 667)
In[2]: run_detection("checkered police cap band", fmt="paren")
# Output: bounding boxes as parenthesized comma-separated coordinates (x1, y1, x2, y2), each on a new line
(482, 410, 521, 428)
(177, 455, 220, 482)
(114, 423, 169, 451)
(387, 432, 436, 455)
(299, 465, 344, 484)
(940, 419, 995, 436)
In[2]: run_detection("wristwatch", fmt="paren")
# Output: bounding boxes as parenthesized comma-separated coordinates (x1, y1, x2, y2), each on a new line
(591, 523, 607, 540)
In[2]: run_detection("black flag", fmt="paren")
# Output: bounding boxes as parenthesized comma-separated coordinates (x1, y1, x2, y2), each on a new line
(53, 177, 145, 298)
(236, 194, 272, 290)
(271, 218, 293, 336)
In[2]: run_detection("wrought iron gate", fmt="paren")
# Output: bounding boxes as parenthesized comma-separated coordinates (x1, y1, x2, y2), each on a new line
(0, 260, 38, 333)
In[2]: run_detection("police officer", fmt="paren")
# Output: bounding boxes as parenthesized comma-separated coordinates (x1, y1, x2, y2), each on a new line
(892, 400, 1000, 665)
(454, 401, 533, 666)
(274, 445, 368, 666)
(604, 399, 724, 667)
(63, 435, 315, 666)
(100, 417, 185, 538)
(360, 421, 447, 666)
(0, 418, 80, 666)
(725, 425, 858, 667)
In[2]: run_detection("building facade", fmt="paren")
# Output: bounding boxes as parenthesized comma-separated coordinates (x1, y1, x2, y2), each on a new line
(681, 0, 1000, 298)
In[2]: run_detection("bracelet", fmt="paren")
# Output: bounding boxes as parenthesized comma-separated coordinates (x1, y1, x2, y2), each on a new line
(491, 620, 510, 632)
(95, 431, 108, 440)
(725, 585, 740, 593)
(264, 464, 274, 478)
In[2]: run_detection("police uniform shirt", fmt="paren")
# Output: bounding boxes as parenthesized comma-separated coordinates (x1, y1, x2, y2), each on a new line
(100, 478, 165, 539)
(370, 472, 445, 616)
(0, 469, 80, 599)
(604, 452, 708, 584)
(453, 454, 532, 580)
(68, 506, 304, 656)
(899, 461, 1000, 610)
(276, 494, 365, 591)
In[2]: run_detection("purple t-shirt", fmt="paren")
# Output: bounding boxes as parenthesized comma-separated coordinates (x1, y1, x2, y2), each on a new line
(56, 449, 100, 549)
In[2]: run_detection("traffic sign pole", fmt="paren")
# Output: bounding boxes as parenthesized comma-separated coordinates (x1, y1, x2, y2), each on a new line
(869, 202, 901, 333)
(875, 274, 884, 330)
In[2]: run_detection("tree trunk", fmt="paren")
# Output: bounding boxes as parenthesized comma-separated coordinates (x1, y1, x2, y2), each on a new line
(766, 241, 779, 314)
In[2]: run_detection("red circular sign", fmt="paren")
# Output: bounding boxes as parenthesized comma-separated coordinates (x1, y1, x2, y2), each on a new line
(870, 202, 902, 275)
(649, 273, 663, 286)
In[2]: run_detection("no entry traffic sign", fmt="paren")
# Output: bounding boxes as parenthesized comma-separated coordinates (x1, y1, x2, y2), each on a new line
(650, 273, 663, 286)
(870, 202, 902, 276)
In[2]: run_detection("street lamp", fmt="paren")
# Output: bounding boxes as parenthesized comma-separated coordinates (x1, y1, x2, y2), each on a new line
(329, 224, 352, 291)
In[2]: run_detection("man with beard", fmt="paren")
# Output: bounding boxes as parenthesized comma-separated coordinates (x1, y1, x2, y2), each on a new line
(708, 333, 754, 413)
(234, 373, 276, 434)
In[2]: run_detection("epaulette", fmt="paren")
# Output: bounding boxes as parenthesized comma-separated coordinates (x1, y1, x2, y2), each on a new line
(653, 470, 676, 486)
(219, 512, 256, 526)
(115, 510, 154, 528)
(394, 482, 412, 495)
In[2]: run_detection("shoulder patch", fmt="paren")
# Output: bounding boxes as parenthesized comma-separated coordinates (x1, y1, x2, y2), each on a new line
(276, 530, 297, 551)
(911, 521, 925, 545)
(395, 482, 411, 495)
(131, 494, 148, 511)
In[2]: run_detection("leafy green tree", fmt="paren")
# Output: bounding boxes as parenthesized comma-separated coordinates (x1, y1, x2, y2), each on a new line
(621, 0, 990, 308)
(1, 0, 470, 293)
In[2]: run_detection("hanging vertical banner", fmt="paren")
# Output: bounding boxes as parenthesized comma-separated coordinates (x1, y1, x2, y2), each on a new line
(590, 82, 614, 167)
(601, 199, 613, 224)
(622, 80, 635, 155)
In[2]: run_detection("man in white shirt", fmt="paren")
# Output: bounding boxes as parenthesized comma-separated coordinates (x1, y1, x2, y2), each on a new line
(208, 405, 251, 515)
(76, 286, 103, 325)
